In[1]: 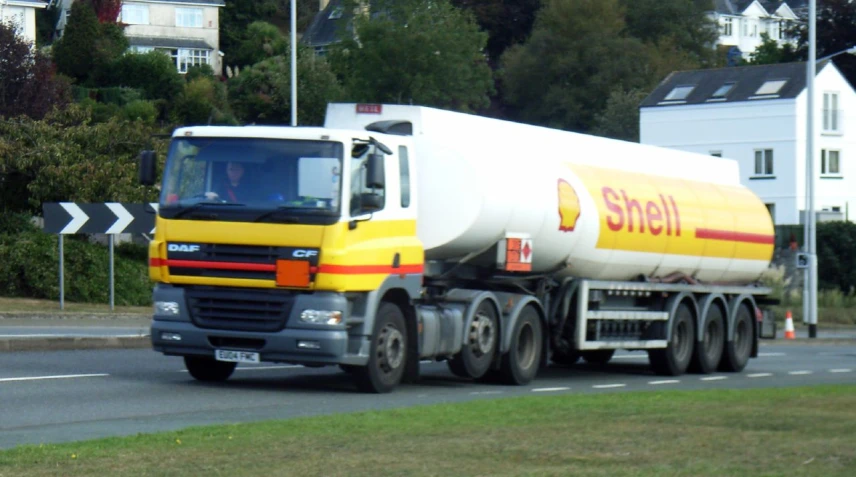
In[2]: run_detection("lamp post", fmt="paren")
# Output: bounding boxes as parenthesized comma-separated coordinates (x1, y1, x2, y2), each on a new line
(804, 0, 856, 338)
(291, 0, 297, 127)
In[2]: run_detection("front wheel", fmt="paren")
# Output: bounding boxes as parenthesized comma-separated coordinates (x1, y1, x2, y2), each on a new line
(354, 302, 408, 393)
(498, 306, 543, 385)
(184, 356, 236, 382)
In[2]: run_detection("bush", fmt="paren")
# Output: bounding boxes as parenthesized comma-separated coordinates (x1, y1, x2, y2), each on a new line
(170, 76, 236, 126)
(122, 100, 158, 124)
(0, 220, 152, 305)
(108, 51, 184, 102)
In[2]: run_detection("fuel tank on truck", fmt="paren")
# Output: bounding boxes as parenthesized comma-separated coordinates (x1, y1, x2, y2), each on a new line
(324, 104, 775, 284)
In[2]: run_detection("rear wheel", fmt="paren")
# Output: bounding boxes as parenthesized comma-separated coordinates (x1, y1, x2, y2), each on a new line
(719, 304, 753, 372)
(689, 303, 725, 374)
(448, 299, 498, 379)
(649, 302, 696, 376)
(354, 302, 408, 393)
(498, 306, 543, 385)
(184, 356, 236, 382)
(581, 349, 615, 365)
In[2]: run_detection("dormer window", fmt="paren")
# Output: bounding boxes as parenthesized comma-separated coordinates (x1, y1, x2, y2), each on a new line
(712, 82, 735, 99)
(664, 85, 695, 101)
(756, 80, 786, 95)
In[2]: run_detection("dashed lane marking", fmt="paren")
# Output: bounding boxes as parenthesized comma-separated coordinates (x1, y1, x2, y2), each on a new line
(758, 352, 786, 357)
(701, 376, 727, 381)
(747, 373, 773, 378)
(0, 373, 109, 383)
(788, 370, 812, 375)
(649, 380, 680, 385)
(593, 384, 626, 389)
(830, 369, 852, 373)
(532, 387, 570, 392)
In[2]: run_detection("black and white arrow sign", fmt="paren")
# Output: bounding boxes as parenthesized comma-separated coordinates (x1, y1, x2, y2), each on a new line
(43, 203, 157, 234)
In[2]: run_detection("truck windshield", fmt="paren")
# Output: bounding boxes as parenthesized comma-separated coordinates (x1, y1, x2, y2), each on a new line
(158, 137, 344, 225)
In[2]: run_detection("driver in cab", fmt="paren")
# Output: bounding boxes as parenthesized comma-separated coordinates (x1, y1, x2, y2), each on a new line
(205, 161, 254, 202)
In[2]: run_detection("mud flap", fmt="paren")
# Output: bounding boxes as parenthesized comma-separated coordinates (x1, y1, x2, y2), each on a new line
(759, 309, 777, 340)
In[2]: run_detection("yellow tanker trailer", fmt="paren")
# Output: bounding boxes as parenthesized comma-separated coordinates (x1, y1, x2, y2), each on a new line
(139, 103, 776, 393)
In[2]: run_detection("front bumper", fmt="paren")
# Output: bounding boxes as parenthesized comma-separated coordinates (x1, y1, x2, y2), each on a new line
(150, 284, 371, 366)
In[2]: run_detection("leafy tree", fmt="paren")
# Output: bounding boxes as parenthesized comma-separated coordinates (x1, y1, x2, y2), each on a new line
(590, 88, 648, 142)
(817, 221, 856, 293)
(231, 21, 289, 68)
(172, 76, 237, 126)
(620, 0, 720, 66)
(87, 0, 123, 23)
(746, 32, 801, 65)
(501, 0, 682, 132)
(451, 0, 542, 66)
(327, 0, 493, 112)
(108, 51, 184, 102)
(228, 47, 344, 126)
(0, 105, 167, 214)
(792, 0, 856, 86)
(52, 1, 101, 83)
(0, 21, 71, 120)
(220, 0, 279, 60)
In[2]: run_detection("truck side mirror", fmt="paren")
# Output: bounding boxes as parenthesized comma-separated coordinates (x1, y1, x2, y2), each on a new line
(366, 153, 385, 189)
(139, 150, 157, 186)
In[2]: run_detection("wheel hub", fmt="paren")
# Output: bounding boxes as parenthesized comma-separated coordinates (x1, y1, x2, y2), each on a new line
(469, 312, 496, 357)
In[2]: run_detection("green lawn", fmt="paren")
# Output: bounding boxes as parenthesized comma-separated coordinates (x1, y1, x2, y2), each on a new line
(0, 297, 150, 316)
(1, 385, 854, 476)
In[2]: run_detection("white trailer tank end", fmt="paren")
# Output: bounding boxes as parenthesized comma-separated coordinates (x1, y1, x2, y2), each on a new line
(325, 103, 775, 285)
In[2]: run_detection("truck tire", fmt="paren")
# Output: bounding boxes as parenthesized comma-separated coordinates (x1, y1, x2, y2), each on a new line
(718, 304, 753, 372)
(688, 303, 725, 374)
(184, 356, 236, 382)
(648, 302, 695, 376)
(499, 306, 542, 385)
(581, 349, 615, 365)
(354, 302, 407, 393)
(448, 299, 498, 379)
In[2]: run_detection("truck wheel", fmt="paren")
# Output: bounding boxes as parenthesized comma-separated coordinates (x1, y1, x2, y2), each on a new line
(184, 356, 236, 382)
(648, 302, 695, 376)
(719, 304, 753, 372)
(354, 302, 407, 393)
(448, 300, 498, 379)
(499, 306, 542, 385)
(581, 349, 615, 365)
(689, 304, 725, 374)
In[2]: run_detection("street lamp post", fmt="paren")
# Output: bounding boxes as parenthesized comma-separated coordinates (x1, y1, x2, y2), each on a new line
(291, 0, 297, 127)
(804, 0, 856, 338)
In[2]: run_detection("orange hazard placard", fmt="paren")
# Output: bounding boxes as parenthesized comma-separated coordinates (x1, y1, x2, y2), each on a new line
(504, 238, 532, 272)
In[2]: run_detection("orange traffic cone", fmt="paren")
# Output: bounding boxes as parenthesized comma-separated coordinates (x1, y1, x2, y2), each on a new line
(784, 310, 796, 340)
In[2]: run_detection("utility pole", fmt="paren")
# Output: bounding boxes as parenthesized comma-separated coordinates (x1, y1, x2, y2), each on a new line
(291, 0, 298, 127)
(804, 0, 817, 338)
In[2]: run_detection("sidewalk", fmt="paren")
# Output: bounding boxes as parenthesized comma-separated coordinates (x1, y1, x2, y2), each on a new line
(1, 311, 854, 352)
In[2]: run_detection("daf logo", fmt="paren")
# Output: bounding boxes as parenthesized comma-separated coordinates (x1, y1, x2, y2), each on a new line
(292, 250, 318, 258)
(168, 244, 201, 253)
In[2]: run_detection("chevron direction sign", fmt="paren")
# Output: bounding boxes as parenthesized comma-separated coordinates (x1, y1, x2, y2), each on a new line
(43, 203, 158, 234)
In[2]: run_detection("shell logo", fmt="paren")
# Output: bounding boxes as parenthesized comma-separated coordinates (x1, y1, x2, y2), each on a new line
(557, 179, 581, 232)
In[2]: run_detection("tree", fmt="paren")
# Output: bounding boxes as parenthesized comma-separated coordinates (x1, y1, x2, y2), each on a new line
(228, 46, 344, 126)
(450, 0, 542, 67)
(220, 0, 280, 61)
(745, 32, 801, 65)
(620, 0, 720, 66)
(590, 88, 648, 142)
(792, 0, 856, 86)
(87, 0, 123, 23)
(171, 74, 237, 126)
(231, 21, 289, 68)
(817, 221, 856, 293)
(108, 51, 184, 102)
(52, 1, 128, 86)
(0, 21, 71, 120)
(327, 0, 494, 113)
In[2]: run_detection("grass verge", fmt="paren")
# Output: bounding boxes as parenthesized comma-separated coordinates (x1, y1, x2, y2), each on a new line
(0, 297, 150, 316)
(1, 385, 854, 476)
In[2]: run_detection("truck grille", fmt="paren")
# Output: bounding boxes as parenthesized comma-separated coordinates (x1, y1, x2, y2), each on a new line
(169, 244, 280, 280)
(186, 287, 294, 332)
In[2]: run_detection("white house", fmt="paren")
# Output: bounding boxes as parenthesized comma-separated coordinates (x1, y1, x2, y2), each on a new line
(710, 0, 804, 61)
(0, 0, 47, 44)
(53, 0, 225, 75)
(640, 60, 856, 226)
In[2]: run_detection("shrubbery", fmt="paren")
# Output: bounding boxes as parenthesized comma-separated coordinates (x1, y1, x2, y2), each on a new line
(0, 214, 151, 306)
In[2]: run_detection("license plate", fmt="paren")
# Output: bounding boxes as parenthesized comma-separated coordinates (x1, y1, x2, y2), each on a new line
(215, 349, 260, 364)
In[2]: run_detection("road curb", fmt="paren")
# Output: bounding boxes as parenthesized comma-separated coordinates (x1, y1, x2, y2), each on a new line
(0, 336, 151, 353)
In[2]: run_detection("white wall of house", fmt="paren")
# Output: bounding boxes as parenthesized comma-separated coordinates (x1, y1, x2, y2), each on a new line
(1, 3, 40, 44)
(640, 66, 856, 226)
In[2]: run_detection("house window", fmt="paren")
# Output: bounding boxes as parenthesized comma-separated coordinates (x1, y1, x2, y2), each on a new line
(121, 4, 149, 25)
(823, 92, 839, 132)
(664, 85, 695, 101)
(131, 46, 155, 54)
(778, 20, 787, 39)
(161, 48, 211, 73)
(710, 151, 722, 157)
(754, 149, 774, 176)
(821, 150, 840, 176)
(712, 82, 735, 99)
(722, 18, 733, 36)
(755, 79, 787, 96)
(176, 8, 203, 28)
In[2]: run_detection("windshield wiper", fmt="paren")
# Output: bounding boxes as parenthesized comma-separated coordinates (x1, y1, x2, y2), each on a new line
(167, 201, 246, 219)
(253, 206, 335, 223)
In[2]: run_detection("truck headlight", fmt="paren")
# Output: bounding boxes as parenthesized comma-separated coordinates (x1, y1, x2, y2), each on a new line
(155, 301, 180, 316)
(299, 310, 343, 325)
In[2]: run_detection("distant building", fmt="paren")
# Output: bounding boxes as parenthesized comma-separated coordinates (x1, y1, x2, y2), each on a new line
(640, 60, 856, 225)
(1, 0, 47, 44)
(52, 0, 225, 75)
(710, 1, 807, 62)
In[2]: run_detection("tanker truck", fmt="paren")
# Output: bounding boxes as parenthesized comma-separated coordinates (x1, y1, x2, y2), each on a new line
(138, 103, 776, 393)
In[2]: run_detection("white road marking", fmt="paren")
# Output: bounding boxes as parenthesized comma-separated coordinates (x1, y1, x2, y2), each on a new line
(748, 373, 773, 378)
(701, 376, 727, 381)
(0, 373, 109, 383)
(593, 384, 626, 389)
(532, 387, 570, 392)
(648, 380, 680, 385)
(758, 352, 786, 357)
(788, 371, 812, 375)
(469, 391, 504, 395)
(829, 369, 852, 373)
